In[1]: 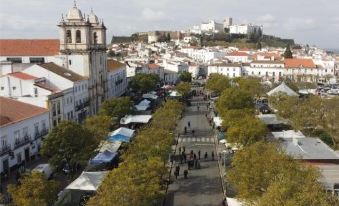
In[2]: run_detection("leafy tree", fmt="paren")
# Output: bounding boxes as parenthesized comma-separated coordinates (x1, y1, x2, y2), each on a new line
(216, 88, 253, 113)
(205, 73, 230, 95)
(179, 71, 192, 82)
(235, 77, 265, 98)
(226, 116, 267, 145)
(220, 109, 254, 130)
(227, 142, 297, 201)
(175, 82, 191, 97)
(41, 121, 98, 170)
(7, 172, 59, 206)
(99, 97, 133, 119)
(85, 115, 112, 141)
(129, 73, 159, 92)
(284, 44, 293, 59)
(258, 166, 337, 206)
(322, 97, 339, 148)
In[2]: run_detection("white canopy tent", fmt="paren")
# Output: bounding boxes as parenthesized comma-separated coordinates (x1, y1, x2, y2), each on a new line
(272, 130, 305, 140)
(213, 117, 223, 127)
(142, 93, 158, 100)
(135, 99, 151, 111)
(120, 115, 152, 125)
(65, 171, 108, 191)
(110, 127, 135, 138)
(96, 140, 122, 153)
(267, 82, 299, 96)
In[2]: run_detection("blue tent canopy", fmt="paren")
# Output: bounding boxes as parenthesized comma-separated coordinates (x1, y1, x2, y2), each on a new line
(89, 151, 118, 166)
(107, 134, 131, 142)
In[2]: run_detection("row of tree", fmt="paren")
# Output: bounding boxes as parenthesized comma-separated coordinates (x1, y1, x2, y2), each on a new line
(269, 94, 339, 148)
(205, 76, 337, 205)
(87, 100, 184, 206)
(6, 97, 135, 206)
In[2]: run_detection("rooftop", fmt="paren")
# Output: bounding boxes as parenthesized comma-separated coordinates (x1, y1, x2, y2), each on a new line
(38, 62, 87, 82)
(0, 39, 59, 56)
(284, 58, 316, 68)
(107, 59, 125, 72)
(8, 72, 37, 80)
(226, 51, 249, 57)
(0, 97, 49, 128)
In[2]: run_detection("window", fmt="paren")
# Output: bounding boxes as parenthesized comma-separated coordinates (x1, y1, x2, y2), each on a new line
(69, 59, 72, 65)
(279, 72, 282, 76)
(22, 127, 28, 137)
(66, 30, 72, 43)
(12, 86, 16, 90)
(76, 30, 81, 43)
(42, 120, 46, 131)
(1, 86, 4, 90)
(29, 57, 45, 64)
(93, 32, 98, 44)
(34, 123, 39, 135)
(14, 130, 20, 142)
(34, 88, 38, 97)
(1, 135, 8, 147)
(6, 57, 22, 63)
(52, 104, 56, 116)
(57, 102, 61, 115)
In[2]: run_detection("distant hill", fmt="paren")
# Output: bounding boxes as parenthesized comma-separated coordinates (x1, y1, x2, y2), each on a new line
(111, 33, 147, 44)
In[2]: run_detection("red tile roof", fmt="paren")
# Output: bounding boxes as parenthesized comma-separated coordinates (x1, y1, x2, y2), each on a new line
(148, 63, 160, 70)
(284, 59, 316, 68)
(8, 72, 37, 80)
(107, 59, 125, 72)
(226, 51, 249, 56)
(0, 39, 59, 56)
(0, 97, 49, 128)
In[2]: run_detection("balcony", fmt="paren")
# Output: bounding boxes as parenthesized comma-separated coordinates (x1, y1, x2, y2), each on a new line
(0, 145, 11, 156)
(14, 136, 31, 149)
(34, 129, 49, 140)
(75, 100, 90, 112)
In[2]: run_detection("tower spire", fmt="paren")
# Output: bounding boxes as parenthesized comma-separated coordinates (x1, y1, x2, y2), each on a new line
(73, 0, 77, 7)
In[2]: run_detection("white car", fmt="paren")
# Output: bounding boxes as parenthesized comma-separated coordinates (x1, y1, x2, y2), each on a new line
(32, 164, 54, 179)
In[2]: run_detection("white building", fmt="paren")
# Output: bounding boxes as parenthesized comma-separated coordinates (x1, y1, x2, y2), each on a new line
(106, 60, 128, 98)
(223, 17, 233, 28)
(201, 20, 224, 33)
(225, 51, 251, 63)
(0, 97, 50, 174)
(229, 24, 263, 36)
(246, 61, 285, 82)
(208, 63, 242, 78)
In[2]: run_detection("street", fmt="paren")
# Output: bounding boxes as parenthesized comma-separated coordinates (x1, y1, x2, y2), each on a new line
(164, 94, 224, 206)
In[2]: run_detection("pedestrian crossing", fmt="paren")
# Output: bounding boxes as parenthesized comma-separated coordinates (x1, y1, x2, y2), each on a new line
(178, 137, 215, 143)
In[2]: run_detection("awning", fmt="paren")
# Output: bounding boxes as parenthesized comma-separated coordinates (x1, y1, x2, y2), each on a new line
(213, 117, 223, 127)
(107, 134, 130, 142)
(142, 93, 158, 100)
(96, 140, 122, 153)
(65, 171, 108, 191)
(89, 151, 118, 165)
(120, 115, 152, 124)
(111, 127, 135, 138)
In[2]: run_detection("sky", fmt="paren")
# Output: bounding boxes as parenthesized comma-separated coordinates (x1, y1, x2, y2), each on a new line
(1, 0, 339, 49)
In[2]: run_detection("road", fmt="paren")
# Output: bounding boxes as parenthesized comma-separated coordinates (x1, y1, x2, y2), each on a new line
(164, 95, 224, 206)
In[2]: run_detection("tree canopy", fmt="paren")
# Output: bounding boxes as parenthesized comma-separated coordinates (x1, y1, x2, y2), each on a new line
(216, 88, 254, 113)
(205, 73, 230, 95)
(175, 82, 191, 97)
(84, 115, 112, 141)
(284, 44, 293, 59)
(99, 97, 133, 119)
(41, 121, 98, 170)
(7, 172, 59, 206)
(235, 77, 265, 98)
(129, 73, 159, 92)
(179, 71, 192, 82)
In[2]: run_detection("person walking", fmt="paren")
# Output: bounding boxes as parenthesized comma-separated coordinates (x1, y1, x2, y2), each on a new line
(198, 150, 201, 160)
(197, 105, 200, 111)
(184, 170, 188, 179)
(188, 121, 191, 128)
(174, 170, 179, 179)
(212, 151, 215, 161)
(183, 146, 186, 153)
(182, 151, 187, 163)
(184, 126, 187, 134)
(192, 129, 195, 137)
(175, 165, 180, 176)
(204, 152, 208, 160)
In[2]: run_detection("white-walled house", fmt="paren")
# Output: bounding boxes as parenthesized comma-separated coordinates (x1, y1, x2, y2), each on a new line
(225, 51, 251, 63)
(0, 97, 50, 174)
(246, 61, 285, 82)
(208, 63, 242, 78)
(107, 60, 128, 98)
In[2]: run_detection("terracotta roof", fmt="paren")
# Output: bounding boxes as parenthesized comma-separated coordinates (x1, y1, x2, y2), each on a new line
(0, 39, 59, 56)
(38, 62, 87, 82)
(107, 59, 125, 72)
(209, 63, 241, 67)
(0, 97, 48, 128)
(226, 51, 249, 57)
(8, 72, 37, 80)
(148, 63, 160, 70)
(284, 59, 316, 68)
(251, 60, 284, 64)
(34, 82, 59, 93)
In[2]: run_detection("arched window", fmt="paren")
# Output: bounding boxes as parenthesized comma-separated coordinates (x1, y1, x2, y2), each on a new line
(93, 32, 98, 44)
(66, 30, 72, 43)
(76, 30, 81, 43)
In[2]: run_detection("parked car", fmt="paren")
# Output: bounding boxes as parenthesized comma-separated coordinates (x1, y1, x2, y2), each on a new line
(32, 163, 54, 179)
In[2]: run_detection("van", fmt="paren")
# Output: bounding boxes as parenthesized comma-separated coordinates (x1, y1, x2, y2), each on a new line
(32, 164, 53, 179)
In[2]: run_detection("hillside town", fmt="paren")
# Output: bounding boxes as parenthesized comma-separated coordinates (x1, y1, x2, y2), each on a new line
(0, 2, 339, 206)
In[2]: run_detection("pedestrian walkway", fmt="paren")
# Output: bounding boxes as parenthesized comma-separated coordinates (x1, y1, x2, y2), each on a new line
(165, 95, 224, 206)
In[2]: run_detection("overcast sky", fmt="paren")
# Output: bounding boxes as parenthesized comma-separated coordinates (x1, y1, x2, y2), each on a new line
(1, 0, 338, 49)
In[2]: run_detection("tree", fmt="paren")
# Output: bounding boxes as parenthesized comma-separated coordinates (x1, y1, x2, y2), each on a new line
(216, 88, 253, 113)
(205, 73, 230, 95)
(258, 166, 338, 206)
(41, 121, 98, 170)
(227, 142, 298, 201)
(7, 172, 59, 206)
(226, 116, 267, 146)
(99, 97, 133, 119)
(235, 77, 265, 98)
(284, 44, 293, 59)
(129, 73, 160, 92)
(179, 71, 192, 82)
(220, 109, 254, 130)
(85, 115, 112, 141)
(175, 82, 191, 97)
